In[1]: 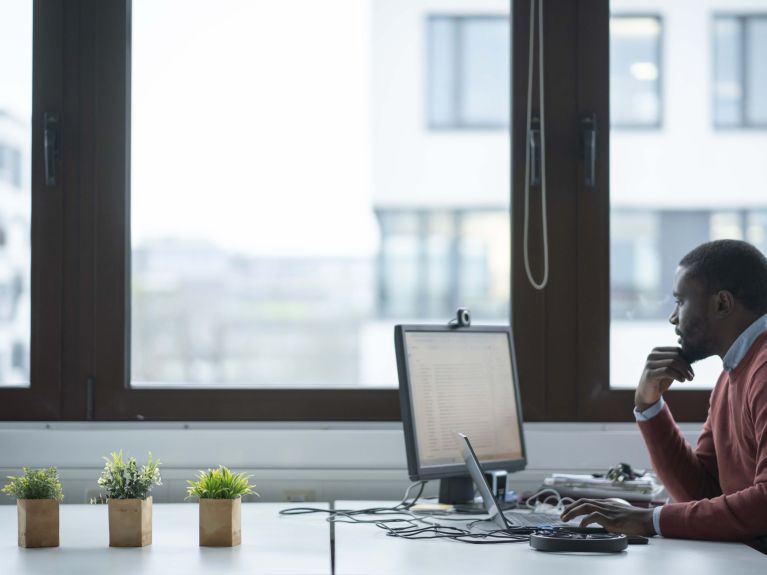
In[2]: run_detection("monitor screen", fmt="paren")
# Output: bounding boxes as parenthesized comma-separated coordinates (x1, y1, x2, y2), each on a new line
(395, 325, 526, 481)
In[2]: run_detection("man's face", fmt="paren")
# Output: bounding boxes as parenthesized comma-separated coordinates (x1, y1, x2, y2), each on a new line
(668, 266, 718, 363)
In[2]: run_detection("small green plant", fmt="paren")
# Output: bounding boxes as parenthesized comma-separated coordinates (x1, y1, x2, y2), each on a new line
(97, 451, 161, 500)
(2, 467, 64, 501)
(186, 466, 257, 500)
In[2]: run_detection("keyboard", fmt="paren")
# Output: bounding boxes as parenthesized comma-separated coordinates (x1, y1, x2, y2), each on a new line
(503, 511, 567, 527)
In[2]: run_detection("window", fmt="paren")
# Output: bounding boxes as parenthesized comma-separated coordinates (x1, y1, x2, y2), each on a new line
(0, 0, 64, 418)
(60, 0, 510, 419)
(8, 0, 766, 423)
(427, 15, 510, 129)
(610, 15, 662, 128)
(714, 15, 767, 128)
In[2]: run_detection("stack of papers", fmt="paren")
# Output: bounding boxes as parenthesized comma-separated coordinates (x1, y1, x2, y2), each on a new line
(543, 473, 664, 502)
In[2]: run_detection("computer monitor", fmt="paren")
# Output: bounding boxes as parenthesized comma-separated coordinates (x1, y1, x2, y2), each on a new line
(394, 324, 527, 504)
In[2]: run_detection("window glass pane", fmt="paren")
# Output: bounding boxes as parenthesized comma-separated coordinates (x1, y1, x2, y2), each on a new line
(132, 1, 510, 389)
(460, 18, 509, 126)
(610, 2, 767, 391)
(0, 0, 32, 387)
(378, 212, 420, 318)
(424, 213, 454, 318)
(428, 18, 455, 127)
(427, 15, 508, 128)
(713, 18, 742, 126)
(610, 16, 661, 127)
(746, 19, 767, 124)
(458, 212, 509, 319)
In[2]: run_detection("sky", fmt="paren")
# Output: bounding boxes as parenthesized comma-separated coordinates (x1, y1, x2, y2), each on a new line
(131, 0, 379, 258)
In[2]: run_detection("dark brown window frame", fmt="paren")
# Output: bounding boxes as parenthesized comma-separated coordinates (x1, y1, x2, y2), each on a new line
(0, 0, 64, 420)
(511, 0, 710, 422)
(1, 0, 712, 422)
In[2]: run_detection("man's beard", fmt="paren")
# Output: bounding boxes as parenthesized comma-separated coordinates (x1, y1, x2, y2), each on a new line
(679, 339, 711, 363)
(679, 326, 716, 364)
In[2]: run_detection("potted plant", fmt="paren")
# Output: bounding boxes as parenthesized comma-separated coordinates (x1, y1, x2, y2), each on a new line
(186, 466, 257, 547)
(97, 451, 161, 547)
(2, 467, 64, 548)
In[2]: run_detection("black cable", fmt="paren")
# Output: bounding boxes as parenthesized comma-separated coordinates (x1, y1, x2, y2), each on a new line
(279, 481, 533, 544)
(279, 480, 428, 523)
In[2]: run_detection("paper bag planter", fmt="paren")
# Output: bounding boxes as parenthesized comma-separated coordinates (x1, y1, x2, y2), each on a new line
(17, 499, 60, 548)
(187, 466, 257, 547)
(199, 497, 242, 547)
(108, 496, 153, 547)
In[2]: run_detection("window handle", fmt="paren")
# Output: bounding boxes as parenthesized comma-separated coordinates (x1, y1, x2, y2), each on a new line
(581, 113, 596, 189)
(44, 113, 59, 187)
(529, 117, 541, 187)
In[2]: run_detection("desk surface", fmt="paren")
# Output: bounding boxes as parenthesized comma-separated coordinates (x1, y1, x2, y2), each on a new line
(1, 502, 330, 575)
(334, 501, 767, 575)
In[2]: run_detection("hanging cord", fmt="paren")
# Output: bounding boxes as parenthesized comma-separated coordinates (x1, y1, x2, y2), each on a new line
(523, 0, 550, 290)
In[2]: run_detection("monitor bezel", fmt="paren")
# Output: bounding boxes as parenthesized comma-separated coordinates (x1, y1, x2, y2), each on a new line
(394, 324, 528, 481)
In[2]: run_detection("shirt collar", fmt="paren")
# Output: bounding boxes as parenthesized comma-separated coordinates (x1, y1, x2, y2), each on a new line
(722, 312, 767, 371)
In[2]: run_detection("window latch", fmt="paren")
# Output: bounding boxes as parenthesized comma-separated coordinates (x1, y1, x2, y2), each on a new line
(44, 112, 59, 187)
(581, 113, 596, 189)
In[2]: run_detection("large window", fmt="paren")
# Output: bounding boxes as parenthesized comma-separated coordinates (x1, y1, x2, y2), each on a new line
(128, 0, 510, 398)
(7, 0, 767, 422)
(714, 15, 767, 128)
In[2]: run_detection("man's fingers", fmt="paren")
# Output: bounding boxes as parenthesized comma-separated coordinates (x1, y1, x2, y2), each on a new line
(646, 366, 688, 382)
(561, 499, 612, 521)
(646, 349, 694, 374)
(646, 358, 694, 379)
(579, 511, 614, 530)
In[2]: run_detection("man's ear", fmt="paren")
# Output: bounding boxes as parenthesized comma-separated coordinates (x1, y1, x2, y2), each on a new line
(715, 290, 735, 316)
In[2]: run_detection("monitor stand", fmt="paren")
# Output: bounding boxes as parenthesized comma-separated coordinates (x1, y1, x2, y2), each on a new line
(438, 475, 511, 513)
(438, 476, 475, 505)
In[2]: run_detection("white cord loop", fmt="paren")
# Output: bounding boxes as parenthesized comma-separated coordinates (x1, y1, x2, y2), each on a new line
(523, 0, 550, 290)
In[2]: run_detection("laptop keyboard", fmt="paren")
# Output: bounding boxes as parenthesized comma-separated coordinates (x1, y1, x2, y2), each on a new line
(503, 511, 565, 527)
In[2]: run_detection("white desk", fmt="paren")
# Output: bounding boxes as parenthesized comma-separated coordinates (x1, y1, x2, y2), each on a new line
(0, 502, 330, 575)
(333, 501, 767, 575)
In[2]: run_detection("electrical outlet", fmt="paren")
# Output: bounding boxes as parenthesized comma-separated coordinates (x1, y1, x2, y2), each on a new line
(283, 489, 316, 502)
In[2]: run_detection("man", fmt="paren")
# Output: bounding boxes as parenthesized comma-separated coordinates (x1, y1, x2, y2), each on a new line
(561, 239, 767, 541)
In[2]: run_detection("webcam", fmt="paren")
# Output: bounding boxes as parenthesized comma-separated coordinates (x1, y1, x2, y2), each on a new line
(450, 308, 471, 328)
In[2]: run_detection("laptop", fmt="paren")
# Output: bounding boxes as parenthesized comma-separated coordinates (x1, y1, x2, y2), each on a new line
(458, 432, 573, 529)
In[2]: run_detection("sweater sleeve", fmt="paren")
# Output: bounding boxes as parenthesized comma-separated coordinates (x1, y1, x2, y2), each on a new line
(638, 399, 722, 503)
(657, 366, 767, 540)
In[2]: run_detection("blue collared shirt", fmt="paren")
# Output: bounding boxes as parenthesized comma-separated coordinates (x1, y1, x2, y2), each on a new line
(633, 312, 767, 535)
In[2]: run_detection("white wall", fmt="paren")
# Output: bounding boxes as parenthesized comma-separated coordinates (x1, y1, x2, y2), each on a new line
(0, 422, 701, 505)
(372, 0, 510, 208)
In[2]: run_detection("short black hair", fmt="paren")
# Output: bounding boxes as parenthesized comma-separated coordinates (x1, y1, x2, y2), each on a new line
(679, 239, 767, 315)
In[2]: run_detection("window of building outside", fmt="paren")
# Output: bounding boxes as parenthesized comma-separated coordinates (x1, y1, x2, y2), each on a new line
(427, 15, 510, 129)
(0, 0, 32, 388)
(609, 1, 767, 394)
(714, 14, 767, 128)
(7, 1, 767, 421)
(610, 15, 661, 127)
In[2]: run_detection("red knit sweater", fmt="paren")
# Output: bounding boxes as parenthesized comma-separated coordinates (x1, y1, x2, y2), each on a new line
(638, 332, 767, 541)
